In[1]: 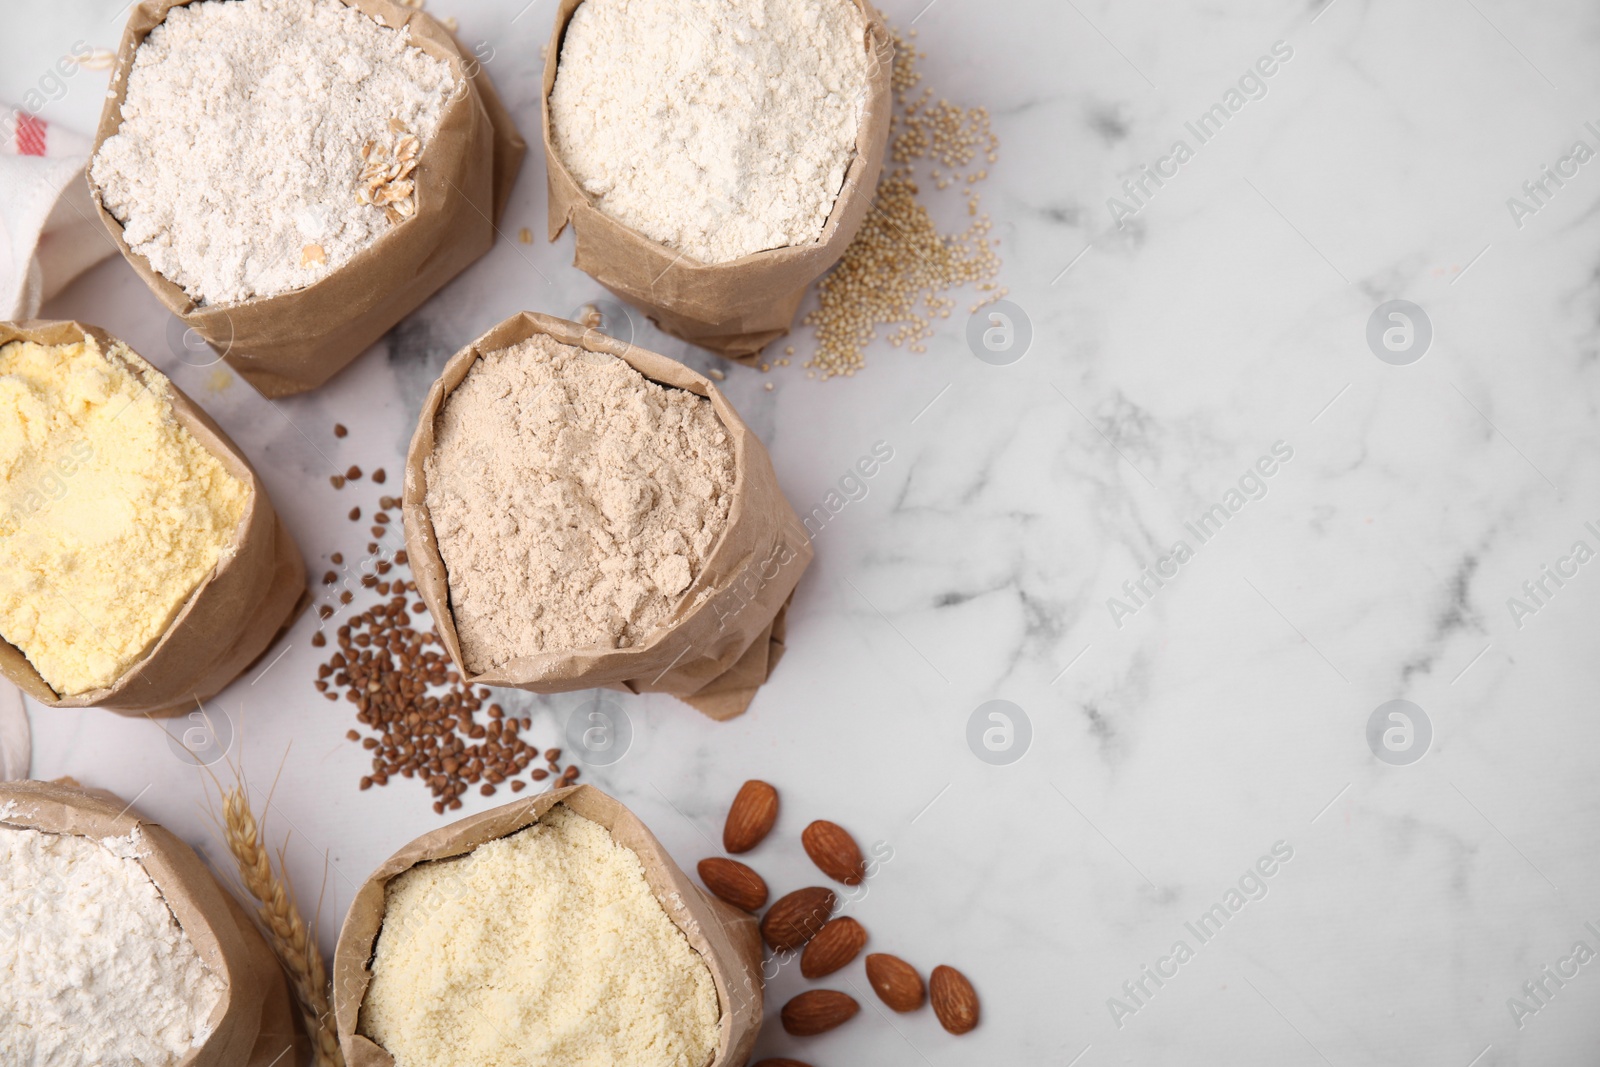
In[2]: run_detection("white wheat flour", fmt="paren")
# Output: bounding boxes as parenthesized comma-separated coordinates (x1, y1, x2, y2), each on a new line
(425, 335, 735, 671)
(0, 824, 225, 1067)
(90, 0, 455, 306)
(360, 804, 720, 1067)
(549, 0, 872, 264)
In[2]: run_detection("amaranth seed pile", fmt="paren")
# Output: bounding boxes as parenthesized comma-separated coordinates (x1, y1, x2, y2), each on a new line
(360, 805, 719, 1067)
(549, 0, 873, 264)
(90, 0, 455, 306)
(425, 336, 735, 672)
(801, 28, 1004, 379)
(0, 823, 224, 1066)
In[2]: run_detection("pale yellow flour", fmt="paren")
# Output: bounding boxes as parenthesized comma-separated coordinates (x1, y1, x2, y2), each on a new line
(361, 805, 720, 1067)
(0, 336, 248, 695)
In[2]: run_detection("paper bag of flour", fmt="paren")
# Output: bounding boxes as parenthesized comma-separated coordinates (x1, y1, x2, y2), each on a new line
(0, 321, 307, 718)
(333, 784, 764, 1067)
(89, 0, 527, 398)
(402, 312, 811, 720)
(0, 779, 305, 1067)
(540, 0, 893, 361)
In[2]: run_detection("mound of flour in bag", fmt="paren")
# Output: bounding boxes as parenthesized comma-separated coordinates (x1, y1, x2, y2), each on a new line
(425, 335, 735, 670)
(361, 804, 720, 1067)
(0, 824, 225, 1066)
(90, 0, 455, 305)
(549, 0, 872, 264)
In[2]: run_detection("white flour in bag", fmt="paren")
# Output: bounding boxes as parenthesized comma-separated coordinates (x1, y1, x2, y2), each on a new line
(0, 824, 224, 1066)
(549, 0, 872, 264)
(90, 0, 455, 306)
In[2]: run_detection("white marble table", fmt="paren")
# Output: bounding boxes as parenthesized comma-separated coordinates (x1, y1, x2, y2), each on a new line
(7, 0, 1600, 1063)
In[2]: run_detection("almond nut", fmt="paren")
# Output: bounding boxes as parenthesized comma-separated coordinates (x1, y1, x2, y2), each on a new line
(865, 953, 925, 1012)
(760, 886, 835, 952)
(697, 857, 769, 912)
(780, 990, 859, 1036)
(801, 819, 866, 885)
(930, 964, 979, 1034)
(800, 916, 867, 978)
(723, 780, 779, 853)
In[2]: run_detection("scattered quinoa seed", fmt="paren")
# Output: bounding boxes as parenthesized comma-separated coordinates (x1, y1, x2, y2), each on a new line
(800, 27, 1001, 380)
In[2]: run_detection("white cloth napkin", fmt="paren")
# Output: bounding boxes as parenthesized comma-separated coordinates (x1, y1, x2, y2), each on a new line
(0, 106, 116, 320)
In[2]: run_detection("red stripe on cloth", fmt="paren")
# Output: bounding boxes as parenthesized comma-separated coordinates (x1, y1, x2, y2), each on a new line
(16, 113, 46, 156)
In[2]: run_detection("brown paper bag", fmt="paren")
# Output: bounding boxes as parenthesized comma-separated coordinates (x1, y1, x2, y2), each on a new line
(540, 0, 893, 361)
(402, 312, 812, 720)
(333, 784, 764, 1067)
(0, 779, 302, 1067)
(89, 0, 528, 398)
(224, 893, 313, 1067)
(0, 321, 308, 718)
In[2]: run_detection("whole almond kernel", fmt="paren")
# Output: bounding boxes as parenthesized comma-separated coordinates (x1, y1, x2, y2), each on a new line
(800, 916, 867, 978)
(930, 964, 980, 1034)
(781, 990, 859, 1036)
(724, 780, 779, 853)
(761, 886, 836, 952)
(865, 953, 925, 1012)
(801, 819, 866, 885)
(697, 857, 769, 912)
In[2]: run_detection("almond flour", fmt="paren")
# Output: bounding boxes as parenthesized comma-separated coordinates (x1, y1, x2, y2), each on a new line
(549, 0, 872, 264)
(90, 0, 455, 306)
(424, 335, 735, 671)
(0, 825, 224, 1066)
(360, 804, 719, 1067)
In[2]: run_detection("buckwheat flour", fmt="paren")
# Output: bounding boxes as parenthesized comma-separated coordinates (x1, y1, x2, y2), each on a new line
(360, 804, 720, 1067)
(90, 0, 455, 306)
(0, 335, 248, 696)
(0, 824, 225, 1066)
(548, 0, 872, 264)
(424, 335, 735, 671)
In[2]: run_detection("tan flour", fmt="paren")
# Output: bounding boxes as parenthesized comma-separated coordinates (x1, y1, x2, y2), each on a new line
(359, 804, 720, 1067)
(423, 335, 735, 672)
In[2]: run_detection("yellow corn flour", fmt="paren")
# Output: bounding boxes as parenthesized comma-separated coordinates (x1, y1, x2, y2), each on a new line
(0, 335, 248, 696)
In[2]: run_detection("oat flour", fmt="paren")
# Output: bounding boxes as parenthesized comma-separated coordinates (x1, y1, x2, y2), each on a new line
(549, 0, 872, 264)
(425, 336, 735, 671)
(90, 0, 455, 306)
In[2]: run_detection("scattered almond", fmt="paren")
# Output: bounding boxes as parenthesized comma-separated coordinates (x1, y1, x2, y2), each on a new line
(723, 779, 779, 853)
(800, 916, 867, 979)
(865, 953, 925, 1012)
(760, 886, 835, 952)
(801, 819, 866, 885)
(780, 990, 859, 1036)
(697, 857, 768, 912)
(930, 964, 979, 1034)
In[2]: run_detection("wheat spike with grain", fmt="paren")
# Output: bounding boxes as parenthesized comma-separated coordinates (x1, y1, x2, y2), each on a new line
(222, 783, 345, 1067)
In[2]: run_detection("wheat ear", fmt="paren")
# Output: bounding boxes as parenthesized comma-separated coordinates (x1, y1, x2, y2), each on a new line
(222, 784, 346, 1067)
